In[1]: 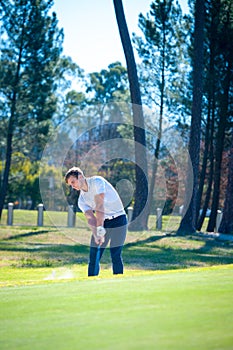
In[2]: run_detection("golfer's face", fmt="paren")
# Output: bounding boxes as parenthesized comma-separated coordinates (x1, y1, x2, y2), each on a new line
(67, 175, 82, 191)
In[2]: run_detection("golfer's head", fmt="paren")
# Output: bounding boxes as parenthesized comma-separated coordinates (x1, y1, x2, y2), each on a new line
(65, 167, 85, 190)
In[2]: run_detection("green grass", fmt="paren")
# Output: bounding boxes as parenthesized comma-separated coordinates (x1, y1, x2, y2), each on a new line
(1, 209, 207, 230)
(0, 223, 233, 283)
(0, 223, 233, 349)
(0, 266, 233, 350)
(0, 209, 87, 227)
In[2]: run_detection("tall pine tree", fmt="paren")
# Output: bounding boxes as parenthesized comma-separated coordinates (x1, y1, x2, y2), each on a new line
(113, 0, 149, 230)
(0, 0, 63, 218)
(177, 0, 205, 234)
(133, 0, 191, 222)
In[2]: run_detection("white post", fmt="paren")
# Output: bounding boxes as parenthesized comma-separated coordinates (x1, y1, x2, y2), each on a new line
(7, 202, 14, 225)
(127, 206, 133, 223)
(215, 210, 223, 232)
(156, 208, 162, 230)
(37, 204, 44, 227)
(67, 205, 76, 227)
(179, 205, 184, 216)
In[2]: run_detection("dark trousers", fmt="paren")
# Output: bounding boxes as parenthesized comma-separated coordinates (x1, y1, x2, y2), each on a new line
(88, 215, 127, 276)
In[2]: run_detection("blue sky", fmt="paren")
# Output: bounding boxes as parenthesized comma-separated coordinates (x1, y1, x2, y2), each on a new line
(52, 0, 189, 73)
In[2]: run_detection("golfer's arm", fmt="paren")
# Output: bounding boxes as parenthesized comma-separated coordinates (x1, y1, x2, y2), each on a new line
(84, 210, 97, 235)
(94, 193, 105, 227)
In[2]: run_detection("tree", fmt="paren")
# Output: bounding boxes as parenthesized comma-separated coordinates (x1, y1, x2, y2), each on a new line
(133, 0, 190, 222)
(206, 0, 233, 232)
(53, 55, 86, 126)
(113, 0, 148, 230)
(87, 62, 128, 103)
(195, 0, 233, 231)
(177, 0, 205, 234)
(0, 0, 63, 218)
(85, 61, 129, 125)
(218, 128, 233, 234)
(5, 152, 40, 208)
(196, 0, 221, 229)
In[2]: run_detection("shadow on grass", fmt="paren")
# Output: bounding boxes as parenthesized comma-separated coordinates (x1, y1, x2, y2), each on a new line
(123, 234, 233, 270)
(0, 232, 233, 269)
(0, 241, 90, 267)
(5, 230, 52, 240)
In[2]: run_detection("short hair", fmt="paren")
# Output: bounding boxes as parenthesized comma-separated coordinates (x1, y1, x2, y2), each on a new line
(64, 167, 84, 183)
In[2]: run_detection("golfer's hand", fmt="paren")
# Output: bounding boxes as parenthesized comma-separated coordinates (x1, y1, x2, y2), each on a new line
(97, 226, 106, 237)
(94, 234, 105, 246)
(95, 226, 106, 246)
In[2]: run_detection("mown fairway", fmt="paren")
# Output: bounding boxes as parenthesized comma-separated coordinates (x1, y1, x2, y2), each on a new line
(0, 266, 233, 350)
(0, 219, 233, 349)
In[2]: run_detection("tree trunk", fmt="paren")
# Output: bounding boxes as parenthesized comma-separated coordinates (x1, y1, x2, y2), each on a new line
(177, 0, 205, 234)
(196, 4, 218, 227)
(218, 128, 233, 234)
(196, 107, 215, 231)
(0, 31, 24, 219)
(196, 109, 211, 225)
(206, 63, 231, 232)
(145, 19, 165, 225)
(113, 0, 148, 230)
(0, 117, 14, 219)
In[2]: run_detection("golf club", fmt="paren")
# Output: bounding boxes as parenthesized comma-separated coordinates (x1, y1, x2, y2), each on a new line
(94, 243, 101, 276)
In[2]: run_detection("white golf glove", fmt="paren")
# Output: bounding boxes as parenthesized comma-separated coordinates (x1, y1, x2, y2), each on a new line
(95, 226, 106, 245)
(97, 226, 106, 237)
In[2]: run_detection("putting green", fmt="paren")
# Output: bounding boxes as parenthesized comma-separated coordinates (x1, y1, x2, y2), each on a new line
(0, 265, 232, 350)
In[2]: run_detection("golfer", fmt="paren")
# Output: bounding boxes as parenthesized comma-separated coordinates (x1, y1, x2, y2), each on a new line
(65, 167, 127, 276)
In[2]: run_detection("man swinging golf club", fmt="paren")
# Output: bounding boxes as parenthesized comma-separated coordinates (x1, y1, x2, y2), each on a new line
(65, 167, 127, 276)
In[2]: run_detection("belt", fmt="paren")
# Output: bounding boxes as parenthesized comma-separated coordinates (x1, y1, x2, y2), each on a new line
(105, 213, 125, 221)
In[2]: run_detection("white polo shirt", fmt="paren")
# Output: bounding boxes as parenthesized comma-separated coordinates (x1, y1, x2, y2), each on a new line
(78, 176, 125, 220)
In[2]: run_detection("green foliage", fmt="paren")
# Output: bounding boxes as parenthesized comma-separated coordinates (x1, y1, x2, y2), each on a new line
(6, 152, 40, 206)
(134, 0, 193, 121)
(87, 61, 129, 102)
(3, 155, 66, 209)
(54, 56, 86, 125)
(202, 0, 233, 126)
(86, 62, 130, 123)
(0, 0, 66, 215)
(0, 0, 64, 160)
(0, 0, 63, 123)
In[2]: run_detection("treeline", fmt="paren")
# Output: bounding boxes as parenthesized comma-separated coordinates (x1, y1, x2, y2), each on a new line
(0, 0, 232, 234)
